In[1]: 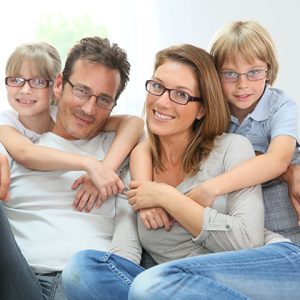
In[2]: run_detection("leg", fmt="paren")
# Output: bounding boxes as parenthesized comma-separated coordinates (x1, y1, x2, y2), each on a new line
(129, 242, 300, 300)
(62, 250, 144, 300)
(0, 203, 43, 300)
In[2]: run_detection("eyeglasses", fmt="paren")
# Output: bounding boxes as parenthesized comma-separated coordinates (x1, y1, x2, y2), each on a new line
(5, 77, 52, 89)
(219, 69, 268, 83)
(145, 80, 201, 105)
(67, 80, 115, 110)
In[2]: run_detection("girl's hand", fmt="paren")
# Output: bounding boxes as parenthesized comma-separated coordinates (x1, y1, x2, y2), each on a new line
(72, 175, 104, 212)
(86, 160, 125, 200)
(138, 207, 173, 231)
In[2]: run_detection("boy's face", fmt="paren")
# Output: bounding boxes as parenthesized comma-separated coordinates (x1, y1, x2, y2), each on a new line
(53, 59, 120, 140)
(6, 60, 53, 119)
(220, 55, 268, 122)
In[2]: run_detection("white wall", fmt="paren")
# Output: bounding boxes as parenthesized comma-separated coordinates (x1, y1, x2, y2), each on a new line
(1, 0, 299, 129)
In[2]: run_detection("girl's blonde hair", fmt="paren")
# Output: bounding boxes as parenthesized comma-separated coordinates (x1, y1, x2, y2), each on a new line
(210, 20, 279, 85)
(6, 41, 61, 83)
(147, 44, 230, 176)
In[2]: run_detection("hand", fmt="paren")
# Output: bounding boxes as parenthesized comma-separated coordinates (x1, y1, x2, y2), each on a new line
(286, 164, 300, 225)
(186, 182, 216, 208)
(86, 160, 125, 200)
(72, 175, 104, 212)
(0, 154, 10, 201)
(127, 181, 176, 211)
(138, 207, 173, 231)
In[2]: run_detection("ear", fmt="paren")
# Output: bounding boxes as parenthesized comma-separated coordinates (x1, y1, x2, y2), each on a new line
(196, 106, 205, 120)
(53, 72, 63, 100)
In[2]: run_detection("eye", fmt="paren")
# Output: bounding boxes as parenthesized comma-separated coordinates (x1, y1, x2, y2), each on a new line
(174, 90, 189, 100)
(31, 78, 47, 87)
(223, 71, 238, 78)
(151, 81, 164, 91)
(247, 69, 260, 76)
(74, 87, 91, 97)
(97, 95, 113, 104)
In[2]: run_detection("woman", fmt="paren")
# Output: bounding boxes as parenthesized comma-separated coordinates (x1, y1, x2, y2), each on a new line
(62, 44, 291, 300)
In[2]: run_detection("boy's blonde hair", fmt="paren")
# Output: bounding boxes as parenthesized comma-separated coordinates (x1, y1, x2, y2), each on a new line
(148, 44, 230, 176)
(6, 41, 61, 83)
(210, 21, 279, 85)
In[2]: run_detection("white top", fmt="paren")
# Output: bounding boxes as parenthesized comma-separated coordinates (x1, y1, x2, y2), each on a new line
(2, 131, 141, 273)
(0, 106, 57, 142)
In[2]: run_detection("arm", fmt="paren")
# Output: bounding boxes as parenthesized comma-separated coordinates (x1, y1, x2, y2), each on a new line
(110, 170, 142, 265)
(0, 154, 10, 201)
(187, 135, 296, 207)
(130, 139, 173, 230)
(102, 115, 144, 171)
(0, 125, 123, 195)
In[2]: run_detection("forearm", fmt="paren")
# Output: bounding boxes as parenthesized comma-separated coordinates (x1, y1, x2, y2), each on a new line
(103, 115, 144, 171)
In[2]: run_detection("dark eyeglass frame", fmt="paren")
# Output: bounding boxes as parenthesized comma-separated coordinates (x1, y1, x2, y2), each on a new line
(219, 69, 268, 83)
(145, 80, 201, 105)
(66, 79, 116, 110)
(5, 77, 52, 89)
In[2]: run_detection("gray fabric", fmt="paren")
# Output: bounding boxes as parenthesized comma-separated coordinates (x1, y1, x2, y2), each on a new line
(263, 180, 300, 245)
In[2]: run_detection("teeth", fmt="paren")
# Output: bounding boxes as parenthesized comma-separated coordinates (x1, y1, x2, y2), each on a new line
(154, 110, 173, 120)
(18, 99, 35, 104)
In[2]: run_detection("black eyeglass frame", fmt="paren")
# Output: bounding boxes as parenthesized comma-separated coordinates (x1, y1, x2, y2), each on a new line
(145, 80, 202, 105)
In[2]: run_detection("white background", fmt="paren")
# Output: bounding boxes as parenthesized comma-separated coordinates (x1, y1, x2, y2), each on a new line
(1, 0, 299, 129)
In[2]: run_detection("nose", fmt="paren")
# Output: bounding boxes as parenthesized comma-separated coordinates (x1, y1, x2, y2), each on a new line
(236, 74, 249, 88)
(19, 81, 32, 94)
(80, 95, 97, 115)
(156, 89, 172, 107)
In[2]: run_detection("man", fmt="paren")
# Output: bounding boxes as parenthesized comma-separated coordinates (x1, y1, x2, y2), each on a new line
(0, 37, 142, 300)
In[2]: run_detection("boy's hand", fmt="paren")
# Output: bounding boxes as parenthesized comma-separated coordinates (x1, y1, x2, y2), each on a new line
(72, 175, 105, 212)
(138, 207, 173, 231)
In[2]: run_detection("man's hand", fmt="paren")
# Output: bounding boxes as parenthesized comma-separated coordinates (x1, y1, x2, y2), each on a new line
(0, 155, 10, 201)
(72, 175, 105, 212)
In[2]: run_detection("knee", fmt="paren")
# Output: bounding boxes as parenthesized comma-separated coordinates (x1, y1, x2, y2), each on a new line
(129, 268, 162, 300)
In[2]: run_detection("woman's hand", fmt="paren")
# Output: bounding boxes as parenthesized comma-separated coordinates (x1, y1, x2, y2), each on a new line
(127, 181, 176, 211)
(138, 207, 173, 231)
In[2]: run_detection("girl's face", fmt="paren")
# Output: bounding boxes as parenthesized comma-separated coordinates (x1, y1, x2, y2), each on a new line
(6, 60, 53, 118)
(146, 60, 204, 141)
(220, 55, 268, 121)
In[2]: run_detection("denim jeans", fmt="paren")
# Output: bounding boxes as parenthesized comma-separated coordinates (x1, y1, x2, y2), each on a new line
(0, 203, 67, 300)
(62, 250, 144, 300)
(129, 242, 300, 300)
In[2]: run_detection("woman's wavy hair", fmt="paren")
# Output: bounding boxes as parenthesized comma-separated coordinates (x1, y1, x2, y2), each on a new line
(147, 44, 230, 176)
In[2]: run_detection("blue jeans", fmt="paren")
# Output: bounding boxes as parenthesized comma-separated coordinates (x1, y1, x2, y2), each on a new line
(62, 250, 144, 300)
(129, 242, 300, 300)
(0, 203, 67, 300)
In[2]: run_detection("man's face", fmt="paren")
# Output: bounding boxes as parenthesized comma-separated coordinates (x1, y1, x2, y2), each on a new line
(53, 59, 121, 140)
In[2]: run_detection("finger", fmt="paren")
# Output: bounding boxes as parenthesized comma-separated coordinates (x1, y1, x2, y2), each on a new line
(85, 194, 98, 213)
(116, 179, 125, 193)
(111, 184, 118, 196)
(77, 194, 90, 212)
(128, 196, 136, 206)
(99, 187, 108, 201)
(72, 176, 85, 190)
(160, 213, 172, 231)
(73, 189, 85, 207)
(95, 196, 103, 208)
(129, 181, 140, 189)
(147, 216, 159, 229)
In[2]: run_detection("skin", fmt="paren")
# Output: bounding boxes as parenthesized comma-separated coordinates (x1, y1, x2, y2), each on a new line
(53, 59, 121, 140)
(6, 60, 54, 133)
(221, 56, 268, 123)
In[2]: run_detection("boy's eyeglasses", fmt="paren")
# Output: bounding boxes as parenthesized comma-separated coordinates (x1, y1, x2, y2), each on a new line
(67, 79, 116, 110)
(219, 69, 268, 83)
(145, 80, 201, 105)
(5, 77, 52, 89)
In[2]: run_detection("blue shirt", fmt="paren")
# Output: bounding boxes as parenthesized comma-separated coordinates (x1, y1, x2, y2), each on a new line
(229, 86, 299, 154)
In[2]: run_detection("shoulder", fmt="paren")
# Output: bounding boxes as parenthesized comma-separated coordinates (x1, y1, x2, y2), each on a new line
(267, 87, 297, 111)
(215, 133, 253, 150)
(0, 109, 18, 126)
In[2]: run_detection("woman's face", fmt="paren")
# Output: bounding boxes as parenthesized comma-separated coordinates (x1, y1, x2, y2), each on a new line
(146, 60, 204, 140)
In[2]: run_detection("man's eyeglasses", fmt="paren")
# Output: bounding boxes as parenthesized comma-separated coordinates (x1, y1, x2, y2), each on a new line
(219, 69, 268, 83)
(145, 80, 201, 105)
(5, 77, 52, 89)
(67, 80, 115, 110)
